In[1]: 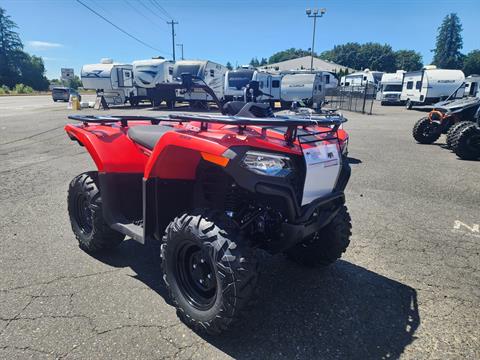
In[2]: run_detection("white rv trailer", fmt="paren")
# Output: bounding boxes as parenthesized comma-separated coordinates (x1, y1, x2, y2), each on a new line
(252, 72, 282, 102)
(377, 70, 406, 105)
(279, 70, 338, 93)
(400, 65, 465, 108)
(81, 59, 134, 105)
(224, 69, 256, 101)
(279, 73, 326, 108)
(464, 75, 480, 98)
(340, 69, 384, 88)
(172, 60, 227, 103)
(132, 58, 175, 106)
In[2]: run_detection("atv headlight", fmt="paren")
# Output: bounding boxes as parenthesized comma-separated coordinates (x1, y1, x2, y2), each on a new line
(241, 151, 293, 177)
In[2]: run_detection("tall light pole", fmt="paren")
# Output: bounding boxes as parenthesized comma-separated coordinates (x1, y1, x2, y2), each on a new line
(176, 44, 184, 60)
(306, 8, 326, 72)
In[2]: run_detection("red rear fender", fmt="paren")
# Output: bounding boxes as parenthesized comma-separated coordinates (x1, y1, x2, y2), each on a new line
(64, 124, 148, 173)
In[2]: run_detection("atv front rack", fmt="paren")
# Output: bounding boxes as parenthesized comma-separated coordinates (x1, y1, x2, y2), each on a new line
(68, 113, 345, 145)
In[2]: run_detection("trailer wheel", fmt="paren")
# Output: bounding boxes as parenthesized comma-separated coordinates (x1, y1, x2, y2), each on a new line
(68, 172, 125, 253)
(452, 123, 480, 160)
(412, 117, 441, 144)
(161, 210, 259, 334)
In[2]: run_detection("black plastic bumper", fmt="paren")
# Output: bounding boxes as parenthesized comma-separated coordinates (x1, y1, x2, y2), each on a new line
(258, 189, 344, 253)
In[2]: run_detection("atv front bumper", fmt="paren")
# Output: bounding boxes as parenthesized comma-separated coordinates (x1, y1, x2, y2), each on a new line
(253, 160, 350, 253)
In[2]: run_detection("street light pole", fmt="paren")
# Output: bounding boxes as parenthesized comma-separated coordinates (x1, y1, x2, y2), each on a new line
(176, 44, 184, 60)
(306, 8, 326, 72)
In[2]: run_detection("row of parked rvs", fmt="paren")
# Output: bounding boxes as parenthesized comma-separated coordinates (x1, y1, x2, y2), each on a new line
(340, 66, 479, 108)
(80, 58, 338, 109)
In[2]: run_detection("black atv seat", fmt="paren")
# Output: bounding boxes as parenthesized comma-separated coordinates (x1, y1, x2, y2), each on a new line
(128, 125, 174, 150)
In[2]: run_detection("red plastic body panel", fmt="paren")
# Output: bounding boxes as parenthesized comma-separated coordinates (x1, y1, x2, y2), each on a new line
(65, 120, 349, 178)
(65, 123, 149, 173)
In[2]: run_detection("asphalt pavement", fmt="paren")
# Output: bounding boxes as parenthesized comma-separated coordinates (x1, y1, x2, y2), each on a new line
(0, 95, 478, 359)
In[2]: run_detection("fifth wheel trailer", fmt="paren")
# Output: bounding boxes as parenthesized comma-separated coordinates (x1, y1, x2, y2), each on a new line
(400, 66, 465, 109)
(172, 60, 227, 104)
(81, 59, 135, 105)
(224, 69, 256, 101)
(132, 58, 175, 107)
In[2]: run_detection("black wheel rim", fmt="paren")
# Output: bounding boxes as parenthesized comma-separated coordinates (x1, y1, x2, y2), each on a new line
(175, 242, 217, 310)
(74, 194, 93, 235)
(422, 123, 436, 137)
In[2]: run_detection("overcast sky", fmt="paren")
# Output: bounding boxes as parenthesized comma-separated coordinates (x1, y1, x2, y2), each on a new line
(2, 0, 479, 79)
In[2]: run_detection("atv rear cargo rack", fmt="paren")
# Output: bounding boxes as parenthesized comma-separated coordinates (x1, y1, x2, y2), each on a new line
(68, 113, 345, 145)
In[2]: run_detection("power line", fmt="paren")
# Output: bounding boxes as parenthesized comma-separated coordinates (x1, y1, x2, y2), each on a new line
(122, 0, 169, 31)
(150, 0, 174, 20)
(138, 0, 170, 22)
(76, 0, 170, 55)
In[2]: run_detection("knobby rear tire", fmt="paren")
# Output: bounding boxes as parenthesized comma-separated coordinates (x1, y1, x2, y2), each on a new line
(67, 172, 125, 253)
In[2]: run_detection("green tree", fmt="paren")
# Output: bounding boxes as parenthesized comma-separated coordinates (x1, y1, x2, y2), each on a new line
(259, 57, 268, 66)
(0, 6, 23, 87)
(320, 43, 361, 70)
(394, 50, 423, 71)
(16, 52, 49, 90)
(462, 50, 480, 76)
(357, 43, 396, 72)
(432, 13, 464, 69)
(68, 75, 82, 90)
(268, 48, 313, 64)
(249, 57, 260, 67)
(226, 61, 233, 70)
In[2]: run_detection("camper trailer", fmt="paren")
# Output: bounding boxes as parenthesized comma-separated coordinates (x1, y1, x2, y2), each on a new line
(377, 70, 406, 105)
(252, 72, 282, 102)
(81, 59, 134, 105)
(464, 75, 480, 98)
(172, 60, 227, 104)
(400, 66, 465, 108)
(340, 69, 384, 89)
(132, 58, 175, 106)
(224, 69, 256, 101)
(279, 73, 326, 108)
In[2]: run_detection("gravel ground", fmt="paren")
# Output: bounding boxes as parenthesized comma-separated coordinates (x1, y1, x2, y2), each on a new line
(0, 96, 478, 359)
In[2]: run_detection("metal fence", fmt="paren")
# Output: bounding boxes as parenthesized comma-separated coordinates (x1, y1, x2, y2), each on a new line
(326, 83, 376, 115)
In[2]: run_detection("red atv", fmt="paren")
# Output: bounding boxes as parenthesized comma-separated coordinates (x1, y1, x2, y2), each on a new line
(65, 108, 351, 334)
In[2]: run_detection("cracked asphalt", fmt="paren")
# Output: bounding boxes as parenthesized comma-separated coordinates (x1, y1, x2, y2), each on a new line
(0, 96, 478, 359)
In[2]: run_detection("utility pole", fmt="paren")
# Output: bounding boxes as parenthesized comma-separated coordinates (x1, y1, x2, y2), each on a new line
(167, 20, 178, 61)
(306, 8, 326, 72)
(176, 44, 184, 60)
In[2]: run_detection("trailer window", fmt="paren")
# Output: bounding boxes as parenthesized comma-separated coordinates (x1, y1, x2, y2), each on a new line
(259, 81, 264, 89)
(415, 81, 422, 90)
(406, 81, 413, 90)
(272, 80, 280, 88)
(324, 75, 330, 84)
(210, 69, 215, 77)
(168, 67, 173, 75)
(384, 84, 403, 92)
